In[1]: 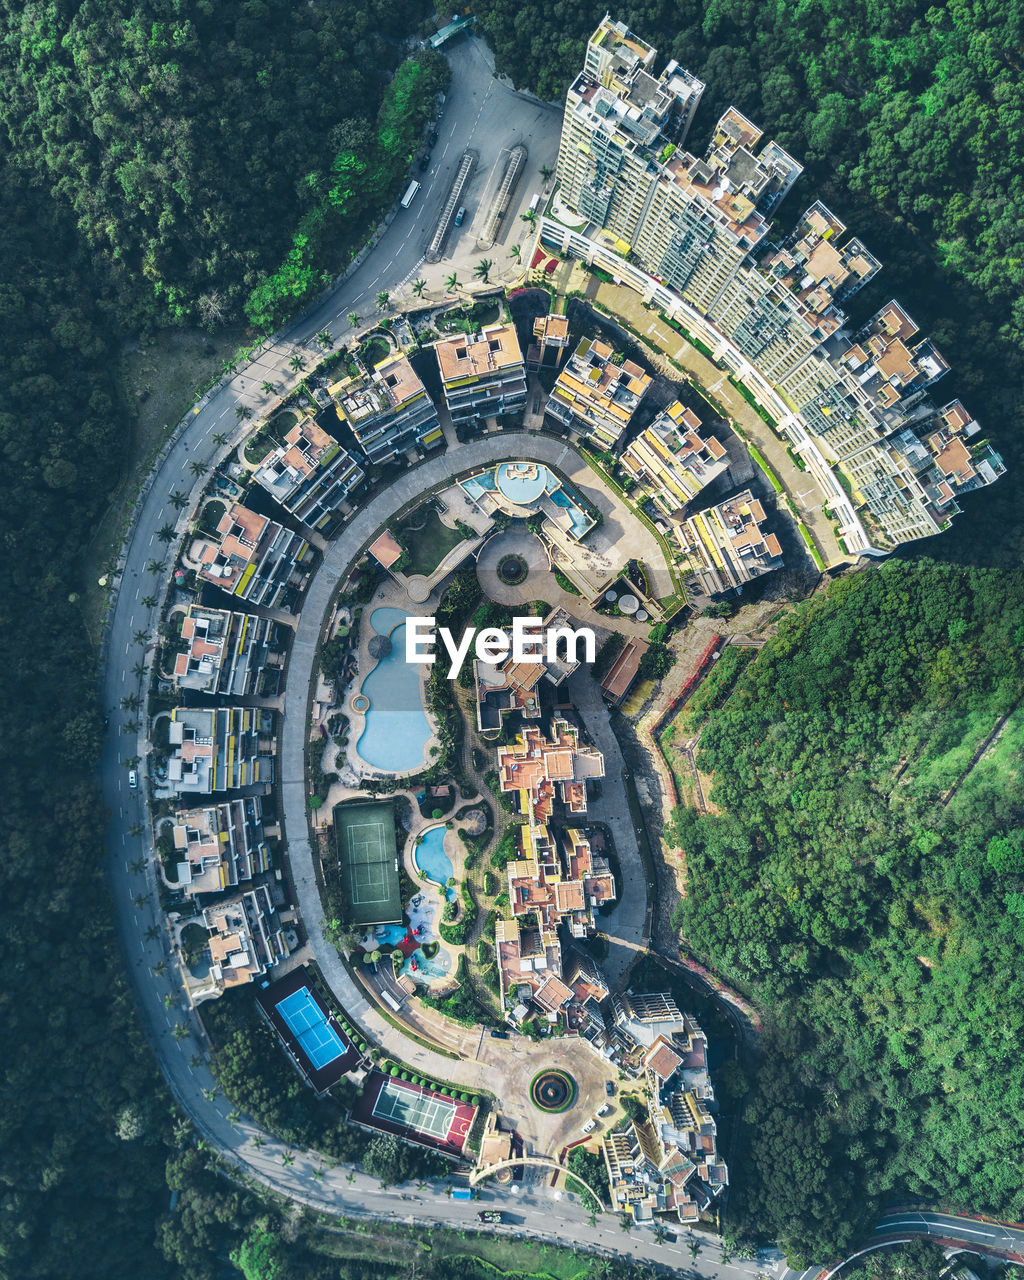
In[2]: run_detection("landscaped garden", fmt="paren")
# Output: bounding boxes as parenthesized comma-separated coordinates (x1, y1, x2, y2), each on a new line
(398, 504, 470, 576)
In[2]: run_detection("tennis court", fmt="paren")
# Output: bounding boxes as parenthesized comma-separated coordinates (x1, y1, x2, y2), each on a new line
(276, 987, 346, 1070)
(334, 801, 403, 926)
(372, 1079, 457, 1140)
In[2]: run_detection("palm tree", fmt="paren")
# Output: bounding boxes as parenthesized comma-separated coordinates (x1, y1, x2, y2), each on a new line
(151, 960, 167, 977)
(619, 1213, 633, 1233)
(509, 244, 521, 261)
(261, 380, 276, 397)
(347, 312, 360, 328)
(653, 1224, 667, 1244)
(157, 523, 176, 543)
(144, 924, 161, 942)
(163, 992, 175, 1008)
(140, 593, 158, 607)
(412, 279, 427, 297)
(202, 1087, 218, 1102)
(133, 630, 149, 645)
(222, 359, 237, 376)
(281, 1151, 295, 1167)
(120, 693, 141, 712)
(474, 259, 493, 282)
(316, 329, 334, 349)
(145, 559, 166, 575)
(188, 459, 208, 477)
(128, 823, 144, 837)
(122, 719, 139, 734)
(130, 857, 147, 875)
(312, 1166, 324, 1182)
(189, 1053, 202, 1069)
(289, 354, 305, 373)
(226, 1109, 241, 1127)
(445, 272, 460, 292)
(234, 405, 252, 422)
(252, 1134, 264, 1150)
(171, 1024, 190, 1041)
(169, 490, 187, 510)
(346, 1171, 355, 1184)
(540, 164, 553, 182)
(376, 290, 390, 311)
(520, 209, 538, 228)
(211, 431, 229, 447)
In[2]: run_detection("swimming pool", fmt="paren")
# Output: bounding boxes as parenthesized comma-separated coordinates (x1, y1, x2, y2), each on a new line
(355, 608, 431, 772)
(496, 461, 549, 505)
(414, 826, 456, 898)
(548, 487, 594, 538)
(402, 944, 452, 982)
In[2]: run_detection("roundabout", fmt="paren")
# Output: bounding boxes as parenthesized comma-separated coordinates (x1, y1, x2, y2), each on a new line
(529, 1068, 577, 1113)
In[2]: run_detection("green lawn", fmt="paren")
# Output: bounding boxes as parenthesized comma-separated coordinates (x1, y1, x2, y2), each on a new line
(399, 505, 466, 576)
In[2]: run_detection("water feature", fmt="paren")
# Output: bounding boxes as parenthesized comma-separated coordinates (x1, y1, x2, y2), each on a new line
(414, 826, 456, 899)
(355, 607, 431, 772)
(548, 486, 593, 538)
(402, 945, 452, 982)
(496, 461, 549, 505)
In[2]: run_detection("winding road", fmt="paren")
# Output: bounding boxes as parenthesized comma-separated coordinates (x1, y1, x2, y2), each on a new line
(96, 34, 1024, 1280)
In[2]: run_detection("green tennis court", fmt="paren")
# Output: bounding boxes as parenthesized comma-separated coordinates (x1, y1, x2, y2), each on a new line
(333, 800, 402, 926)
(372, 1078, 456, 1140)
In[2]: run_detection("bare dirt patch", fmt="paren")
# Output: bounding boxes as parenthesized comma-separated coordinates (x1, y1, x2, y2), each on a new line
(79, 324, 246, 645)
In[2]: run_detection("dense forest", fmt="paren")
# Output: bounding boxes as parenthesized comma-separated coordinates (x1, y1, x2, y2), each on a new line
(0, 158, 177, 1277)
(0, 0, 440, 329)
(669, 561, 1024, 1261)
(474, 0, 1024, 565)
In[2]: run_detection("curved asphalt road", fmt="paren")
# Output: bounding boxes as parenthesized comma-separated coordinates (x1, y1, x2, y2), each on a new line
(95, 36, 1024, 1279)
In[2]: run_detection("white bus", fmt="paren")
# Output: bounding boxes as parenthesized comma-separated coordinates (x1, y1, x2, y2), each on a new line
(401, 180, 421, 208)
(528, 191, 541, 212)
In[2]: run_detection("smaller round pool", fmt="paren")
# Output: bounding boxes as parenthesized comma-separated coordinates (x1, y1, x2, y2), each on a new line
(351, 693, 369, 713)
(414, 826, 456, 898)
(496, 461, 549, 506)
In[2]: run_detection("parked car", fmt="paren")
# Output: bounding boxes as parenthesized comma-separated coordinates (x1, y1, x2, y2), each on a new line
(581, 1118, 597, 1134)
(489, 1028, 509, 1039)
(428, 130, 439, 147)
(128, 769, 138, 789)
(419, 152, 431, 171)
(663, 1232, 677, 1244)
(597, 1103, 612, 1117)
(604, 1080, 615, 1096)
(454, 205, 466, 226)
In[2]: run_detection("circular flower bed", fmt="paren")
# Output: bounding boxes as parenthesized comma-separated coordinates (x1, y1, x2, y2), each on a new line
(529, 1068, 577, 1113)
(497, 553, 529, 586)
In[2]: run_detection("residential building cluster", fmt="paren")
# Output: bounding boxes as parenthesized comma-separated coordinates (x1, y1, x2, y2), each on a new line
(601, 991, 728, 1225)
(166, 797, 271, 898)
(195, 501, 313, 612)
(329, 351, 442, 463)
(172, 604, 280, 698)
(166, 706, 275, 795)
(434, 323, 528, 424)
(253, 416, 364, 532)
(492, 719, 615, 1016)
(545, 336, 651, 448)
(472, 605, 582, 735)
(678, 488, 783, 596)
(544, 13, 1003, 551)
(201, 885, 288, 993)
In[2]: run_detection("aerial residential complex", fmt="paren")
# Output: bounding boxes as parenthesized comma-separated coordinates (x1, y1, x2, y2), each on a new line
(195, 502, 312, 611)
(253, 416, 365, 532)
(201, 886, 288, 997)
(602, 992, 728, 1224)
(679, 489, 783, 596)
(166, 797, 271, 899)
(172, 604, 279, 698)
(543, 14, 1003, 552)
(330, 351, 442, 462)
(435, 323, 528, 424)
(545, 335, 651, 447)
(166, 706, 275, 795)
(620, 401, 729, 515)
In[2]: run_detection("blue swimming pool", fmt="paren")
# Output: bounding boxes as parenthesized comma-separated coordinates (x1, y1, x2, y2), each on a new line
(402, 944, 452, 981)
(548, 487, 593, 538)
(355, 608, 431, 772)
(496, 461, 549, 505)
(414, 826, 456, 897)
(370, 923, 410, 947)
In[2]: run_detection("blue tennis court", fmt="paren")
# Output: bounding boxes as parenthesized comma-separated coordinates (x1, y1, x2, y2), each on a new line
(275, 987, 346, 1070)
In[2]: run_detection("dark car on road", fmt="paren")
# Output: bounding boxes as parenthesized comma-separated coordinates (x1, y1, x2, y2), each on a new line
(489, 1028, 508, 1039)
(419, 153, 431, 171)
(454, 205, 466, 226)
(605, 1080, 615, 1096)
(428, 130, 439, 147)
(478, 1210, 503, 1224)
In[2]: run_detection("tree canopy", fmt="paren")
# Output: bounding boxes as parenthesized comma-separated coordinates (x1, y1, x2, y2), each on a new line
(667, 560, 1024, 1259)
